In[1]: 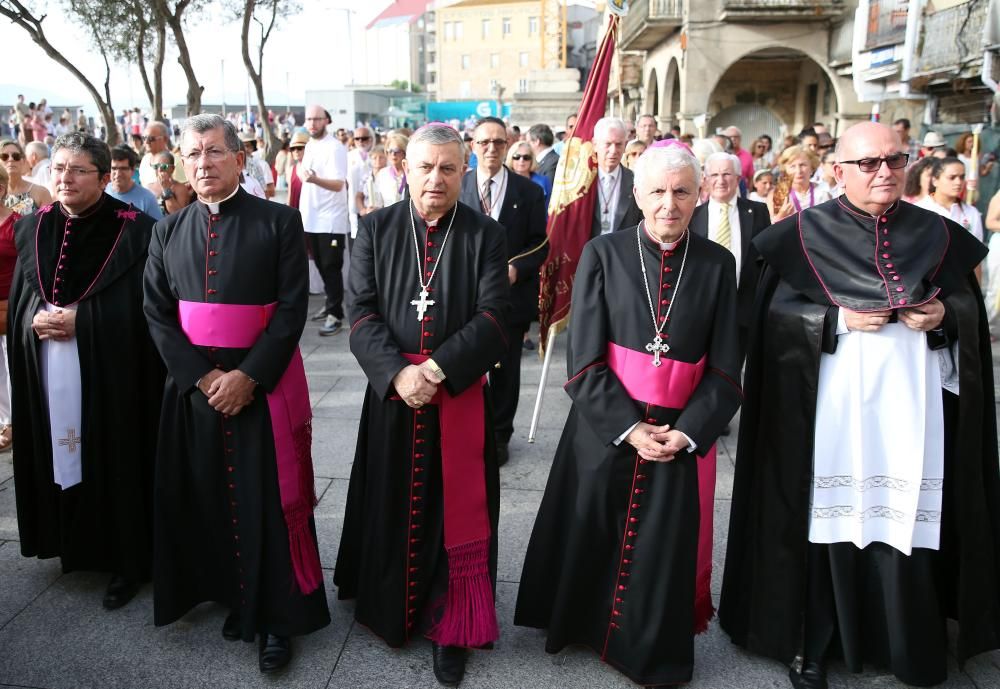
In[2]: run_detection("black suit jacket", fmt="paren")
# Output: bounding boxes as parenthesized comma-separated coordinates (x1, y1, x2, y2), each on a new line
(461, 168, 548, 325)
(690, 196, 771, 330)
(591, 166, 643, 238)
(535, 150, 558, 186)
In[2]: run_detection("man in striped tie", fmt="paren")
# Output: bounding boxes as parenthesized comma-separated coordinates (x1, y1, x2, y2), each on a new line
(690, 151, 771, 358)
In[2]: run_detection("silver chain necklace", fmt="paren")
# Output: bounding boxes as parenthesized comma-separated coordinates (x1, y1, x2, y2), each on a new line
(636, 222, 690, 367)
(408, 202, 458, 321)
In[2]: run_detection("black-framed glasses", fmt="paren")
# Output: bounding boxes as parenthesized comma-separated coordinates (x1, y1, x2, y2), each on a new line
(475, 138, 507, 149)
(511, 154, 532, 161)
(355, 136, 372, 142)
(839, 153, 909, 172)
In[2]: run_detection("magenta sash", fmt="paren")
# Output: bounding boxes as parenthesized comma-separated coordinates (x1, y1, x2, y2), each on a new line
(606, 341, 717, 633)
(400, 353, 498, 648)
(178, 300, 322, 595)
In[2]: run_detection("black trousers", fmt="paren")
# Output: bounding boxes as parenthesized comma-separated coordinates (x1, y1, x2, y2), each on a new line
(491, 324, 527, 445)
(306, 232, 345, 320)
(803, 541, 947, 686)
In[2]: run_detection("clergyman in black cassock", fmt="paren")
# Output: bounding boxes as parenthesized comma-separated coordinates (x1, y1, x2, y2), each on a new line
(459, 116, 548, 464)
(143, 115, 329, 674)
(515, 142, 743, 686)
(335, 124, 509, 687)
(9, 133, 163, 610)
(719, 122, 1000, 689)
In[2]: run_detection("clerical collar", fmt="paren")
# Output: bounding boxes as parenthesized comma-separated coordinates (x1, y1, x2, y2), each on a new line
(199, 185, 240, 214)
(837, 194, 899, 219)
(642, 223, 685, 250)
(60, 194, 106, 219)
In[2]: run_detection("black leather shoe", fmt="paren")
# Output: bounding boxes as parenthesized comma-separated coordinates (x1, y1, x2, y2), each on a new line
(258, 634, 292, 673)
(102, 575, 139, 610)
(431, 642, 467, 686)
(222, 611, 242, 641)
(496, 441, 509, 468)
(789, 661, 828, 689)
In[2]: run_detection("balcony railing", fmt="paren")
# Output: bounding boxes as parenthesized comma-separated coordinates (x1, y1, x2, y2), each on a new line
(914, 0, 988, 76)
(721, 0, 846, 21)
(620, 0, 683, 52)
(863, 0, 908, 50)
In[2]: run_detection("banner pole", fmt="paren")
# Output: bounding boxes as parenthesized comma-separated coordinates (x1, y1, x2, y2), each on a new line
(528, 325, 559, 443)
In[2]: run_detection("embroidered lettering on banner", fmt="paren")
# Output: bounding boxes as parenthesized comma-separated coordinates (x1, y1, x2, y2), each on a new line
(813, 475, 944, 491)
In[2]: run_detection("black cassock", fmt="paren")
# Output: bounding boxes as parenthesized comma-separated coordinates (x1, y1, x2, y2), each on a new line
(719, 197, 1000, 683)
(144, 188, 329, 639)
(335, 200, 509, 647)
(515, 229, 743, 685)
(9, 196, 163, 581)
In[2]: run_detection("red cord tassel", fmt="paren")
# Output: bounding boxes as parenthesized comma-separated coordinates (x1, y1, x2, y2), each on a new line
(427, 538, 499, 647)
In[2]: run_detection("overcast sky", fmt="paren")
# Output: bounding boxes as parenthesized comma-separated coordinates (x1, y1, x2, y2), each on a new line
(0, 1, 388, 113)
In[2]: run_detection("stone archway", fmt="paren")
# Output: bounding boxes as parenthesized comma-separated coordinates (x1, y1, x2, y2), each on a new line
(664, 58, 681, 127)
(646, 68, 660, 118)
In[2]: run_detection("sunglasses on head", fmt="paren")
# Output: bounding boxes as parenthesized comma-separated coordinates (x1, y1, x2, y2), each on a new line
(511, 154, 532, 161)
(0, 152, 23, 162)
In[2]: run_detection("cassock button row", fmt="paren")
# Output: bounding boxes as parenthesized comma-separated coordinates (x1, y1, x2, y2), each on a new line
(883, 241, 890, 247)
(883, 253, 890, 259)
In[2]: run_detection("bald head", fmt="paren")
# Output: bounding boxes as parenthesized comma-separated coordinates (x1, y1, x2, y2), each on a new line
(834, 122, 906, 215)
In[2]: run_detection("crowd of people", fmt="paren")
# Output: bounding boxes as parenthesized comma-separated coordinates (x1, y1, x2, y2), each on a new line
(2, 103, 1000, 689)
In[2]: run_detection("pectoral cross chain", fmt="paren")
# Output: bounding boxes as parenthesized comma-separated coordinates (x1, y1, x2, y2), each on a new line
(410, 288, 435, 321)
(645, 335, 670, 367)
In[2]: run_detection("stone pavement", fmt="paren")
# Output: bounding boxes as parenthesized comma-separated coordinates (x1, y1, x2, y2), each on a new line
(1, 307, 999, 689)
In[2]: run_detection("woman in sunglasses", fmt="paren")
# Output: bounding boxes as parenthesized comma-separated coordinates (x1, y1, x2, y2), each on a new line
(1, 139, 51, 215)
(374, 131, 409, 206)
(506, 140, 551, 208)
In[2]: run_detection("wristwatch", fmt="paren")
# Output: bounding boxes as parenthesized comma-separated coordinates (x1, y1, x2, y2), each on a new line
(426, 358, 446, 382)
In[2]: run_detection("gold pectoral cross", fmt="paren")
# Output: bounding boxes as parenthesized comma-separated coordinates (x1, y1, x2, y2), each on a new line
(58, 428, 81, 453)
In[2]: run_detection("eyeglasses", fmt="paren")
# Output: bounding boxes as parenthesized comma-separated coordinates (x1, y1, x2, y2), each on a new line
(142, 135, 162, 142)
(0, 152, 23, 162)
(152, 163, 173, 171)
(511, 154, 532, 161)
(52, 165, 99, 177)
(388, 148, 405, 155)
(476, 138, 507, 149)
(839, 153, 909, 172)
(181, 148, 231, 163)
(290, 146, 305, 151)
(355, 136, 372, 142)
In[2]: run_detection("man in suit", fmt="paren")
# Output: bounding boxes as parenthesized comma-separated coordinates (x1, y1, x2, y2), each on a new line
(461, 117, 548, 466)
(690, 151, 771, 358)
(528, 123, 558, 186)
(591, 117, 643, 238)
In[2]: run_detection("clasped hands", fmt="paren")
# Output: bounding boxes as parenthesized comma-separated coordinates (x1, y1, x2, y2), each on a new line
(626, 422, 690, 462)
(32, 309, 76, 341)
(843, 298, 945, 333)
(392, 362, 441, 409)
(198, 369, 256, 416)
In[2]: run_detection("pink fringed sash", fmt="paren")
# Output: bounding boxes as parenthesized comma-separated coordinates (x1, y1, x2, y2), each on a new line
(178, 300, 322, 595)
(402, 353, 498, 648)
(606, 342, 716, 633)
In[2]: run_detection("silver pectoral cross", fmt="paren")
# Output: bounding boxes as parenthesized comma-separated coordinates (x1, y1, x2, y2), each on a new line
(645, 335, 670, 367)
(410, 288, 435, 321)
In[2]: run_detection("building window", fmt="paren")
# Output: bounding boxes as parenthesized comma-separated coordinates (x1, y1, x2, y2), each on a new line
(518, 78, 529, 93)
(502, 17, 511, 35)
(528, 16, 538, 35)
(489, 79, 499, 93)
(482, 19, 490, 38)
(444, 21, 453, 41)
(461, 54, 470, 70)
(519, 52, 529, 68)
(455, 21, 463, 39)
(491, 53, 500, 68)
(460, 81, 471, 98)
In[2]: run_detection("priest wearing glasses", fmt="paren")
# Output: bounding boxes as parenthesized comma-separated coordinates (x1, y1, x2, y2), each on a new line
(335, 123, 510, 687)
(514, 141, 743, 686)
(720, 122, 1000, 689)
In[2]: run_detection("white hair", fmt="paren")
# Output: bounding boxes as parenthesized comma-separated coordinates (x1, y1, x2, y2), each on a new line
(703, 151, 741, 176)
(407, 123, 465, 158)
(593, 117, 628, 142)
(690, 138, 722, 166)
(633, 145, 702, 191)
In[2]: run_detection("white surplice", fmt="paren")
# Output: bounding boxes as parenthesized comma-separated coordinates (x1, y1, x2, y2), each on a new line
(809, 322, 945, 555)
(39, 302, 82, 489)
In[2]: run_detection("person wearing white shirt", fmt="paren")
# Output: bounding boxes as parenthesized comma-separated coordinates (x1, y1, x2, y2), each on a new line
(590, 117, 642, 238)
(347, 126, 374, 240)
(690, 151, 771, 358)
(299, 105, 350, 336)
(916, 156, 985, 243)
(23, 141, 50, 188)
